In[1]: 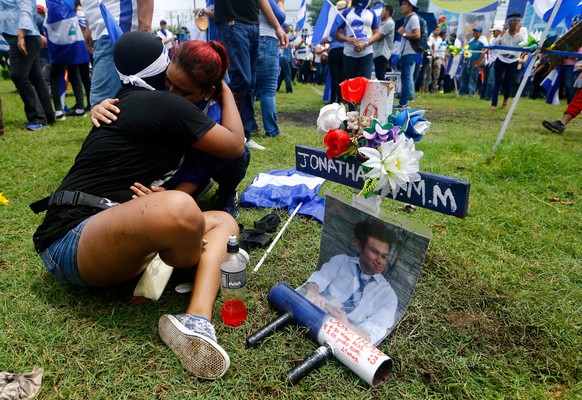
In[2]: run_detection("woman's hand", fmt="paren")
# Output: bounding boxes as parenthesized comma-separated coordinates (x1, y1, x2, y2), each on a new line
(130, 182, 166, 199)
(90, 98, 120, 128)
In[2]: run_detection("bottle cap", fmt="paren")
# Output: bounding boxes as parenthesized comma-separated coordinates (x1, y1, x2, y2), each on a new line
(227, 234, 239, 253)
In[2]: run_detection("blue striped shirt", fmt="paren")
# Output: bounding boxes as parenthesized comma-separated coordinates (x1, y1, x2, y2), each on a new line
(0, 0, 40, 37)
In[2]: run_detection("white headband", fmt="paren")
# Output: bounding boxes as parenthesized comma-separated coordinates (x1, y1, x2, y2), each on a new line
(117, 47, 169, 91)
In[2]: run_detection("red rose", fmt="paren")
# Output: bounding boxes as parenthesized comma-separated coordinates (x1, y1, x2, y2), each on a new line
(339, 77, 369, 105)
(324, 129, 352, 158)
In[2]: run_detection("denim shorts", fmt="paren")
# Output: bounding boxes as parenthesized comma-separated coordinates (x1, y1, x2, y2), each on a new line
(39, 217, 91, 287)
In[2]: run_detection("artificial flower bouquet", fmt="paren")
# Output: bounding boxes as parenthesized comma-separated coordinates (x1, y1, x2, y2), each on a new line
(448, 44, 462, 56)
(519, 30, 542, 51)
(317, 77, 430, 198)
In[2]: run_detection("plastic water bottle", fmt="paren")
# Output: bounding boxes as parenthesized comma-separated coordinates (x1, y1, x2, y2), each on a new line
(220, 235, 248, 326)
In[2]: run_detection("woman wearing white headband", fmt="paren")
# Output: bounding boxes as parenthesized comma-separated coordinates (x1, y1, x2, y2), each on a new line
(490, 12, 527, 110)
(32, 31, 245, 380)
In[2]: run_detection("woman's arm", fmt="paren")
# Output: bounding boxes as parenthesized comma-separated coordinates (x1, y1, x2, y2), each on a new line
(191, 82, 245, 158)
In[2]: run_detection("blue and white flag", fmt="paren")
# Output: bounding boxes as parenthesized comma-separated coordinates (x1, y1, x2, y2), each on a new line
(445, 54, 464, 78)
(45, 0, 91, 65)
(241, 169, 326, 222)
(541, 65, 562, 105)
(100, 1, 124, 45)
(296, 0, 307, 32)
(529, 0, 582, 27)
(311, 0, 341, 45)
(372, 2, 383, 18)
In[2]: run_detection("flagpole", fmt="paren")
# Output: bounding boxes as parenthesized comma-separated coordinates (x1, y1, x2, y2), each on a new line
(253, 202, 303, 273)
(491, 0, 564, 155)
(324, 0, 356, 38)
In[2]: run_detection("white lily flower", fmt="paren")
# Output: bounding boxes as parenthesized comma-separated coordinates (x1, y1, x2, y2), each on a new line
(358, 138, 424, 197)
(317, 103, 347, 135)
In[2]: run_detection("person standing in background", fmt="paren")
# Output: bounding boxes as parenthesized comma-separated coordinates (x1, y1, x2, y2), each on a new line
(156, 19, 174, 57)
(0, 0, 55, 130)
(336, 0, 381, 83)
(250, 0, 288, 138)
(326, 0, 347, 104)
(458, 26, 487, 97)
(80, 0, 153, 109)
(214, 0, 288, 152)
(36, 5, 51, 86)
(489, 12, 526, 110)
(428, 26, 443, 93)
(480, 23, 502, 101)
(372, 3, 394, 81)
(75, 0, 92, 110)
(277, 23, 294, 93)
(45, 0, 92, 119)
(396, 0, 421, 108)
(294, 31, 312, 83)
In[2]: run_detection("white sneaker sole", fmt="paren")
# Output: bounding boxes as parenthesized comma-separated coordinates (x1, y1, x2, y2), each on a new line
(158, 315, 230, 379)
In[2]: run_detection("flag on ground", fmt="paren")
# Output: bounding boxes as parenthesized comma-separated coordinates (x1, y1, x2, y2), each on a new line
(540, 65, 562, 105)
(296, 0, 307, 32)
(241, 169, 326, 222)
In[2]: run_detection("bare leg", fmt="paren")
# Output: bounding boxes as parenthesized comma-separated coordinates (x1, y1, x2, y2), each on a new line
(77, 190, 205, 287)
(186, 211, 239, 320)
(562, 113, 573, 126)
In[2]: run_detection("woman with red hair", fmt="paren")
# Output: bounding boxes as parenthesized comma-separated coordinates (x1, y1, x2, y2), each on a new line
(95, 39, 250, 218)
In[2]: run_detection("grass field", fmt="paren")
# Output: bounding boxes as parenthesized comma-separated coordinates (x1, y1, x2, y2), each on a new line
(0, 76, 580, 399)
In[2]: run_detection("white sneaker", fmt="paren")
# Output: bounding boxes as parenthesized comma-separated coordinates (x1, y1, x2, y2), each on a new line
(245, 138, 266, 150)
(158, 314, 230, 379)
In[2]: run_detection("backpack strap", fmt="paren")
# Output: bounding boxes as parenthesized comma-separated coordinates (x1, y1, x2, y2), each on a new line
(29, 191, 119, 214)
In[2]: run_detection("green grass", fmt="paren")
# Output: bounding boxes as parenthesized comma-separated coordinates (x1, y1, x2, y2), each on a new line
(0, 78, 581, 399)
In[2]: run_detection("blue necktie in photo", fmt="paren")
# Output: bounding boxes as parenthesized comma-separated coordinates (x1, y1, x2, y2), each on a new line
(342, 266, 370, 313)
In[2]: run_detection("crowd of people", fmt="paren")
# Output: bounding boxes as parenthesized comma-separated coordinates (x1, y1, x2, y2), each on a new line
(0, 0, 580, 383)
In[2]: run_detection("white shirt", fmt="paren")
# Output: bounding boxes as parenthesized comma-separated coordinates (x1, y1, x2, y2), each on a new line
(497, 29, 527, 64)
(157, 29, 174, 50)
(341, 8, 377, 58)
(300, 254, 398, 344)
(429, 35, 443, 58)
(80, 0, 139, 40)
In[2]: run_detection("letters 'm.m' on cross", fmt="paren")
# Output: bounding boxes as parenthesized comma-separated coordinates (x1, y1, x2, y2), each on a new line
(295, 145, 470, 218)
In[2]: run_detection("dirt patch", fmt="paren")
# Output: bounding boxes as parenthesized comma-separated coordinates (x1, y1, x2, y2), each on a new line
(278, 110, 320, 128)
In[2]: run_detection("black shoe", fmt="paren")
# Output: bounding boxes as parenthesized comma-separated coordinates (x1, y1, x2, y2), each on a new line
(214, 193, 240, 219)
(542, 120, 565, 134)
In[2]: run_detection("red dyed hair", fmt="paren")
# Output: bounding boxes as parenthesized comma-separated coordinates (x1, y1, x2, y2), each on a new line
(172, 40, 229, 100)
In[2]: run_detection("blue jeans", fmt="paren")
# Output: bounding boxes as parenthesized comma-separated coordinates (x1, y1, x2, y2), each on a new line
(278, 56, 293, 93)
(91, 36, 121, 107)
(459, 62, 479, 97)
(480, 63, 495, 100)
(254, 36, 281, 136)
(399, 53, 417, 106)
(562, 64, 574, 103)
(39, 217, 92, 287)
(217, 22, 259, 139)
